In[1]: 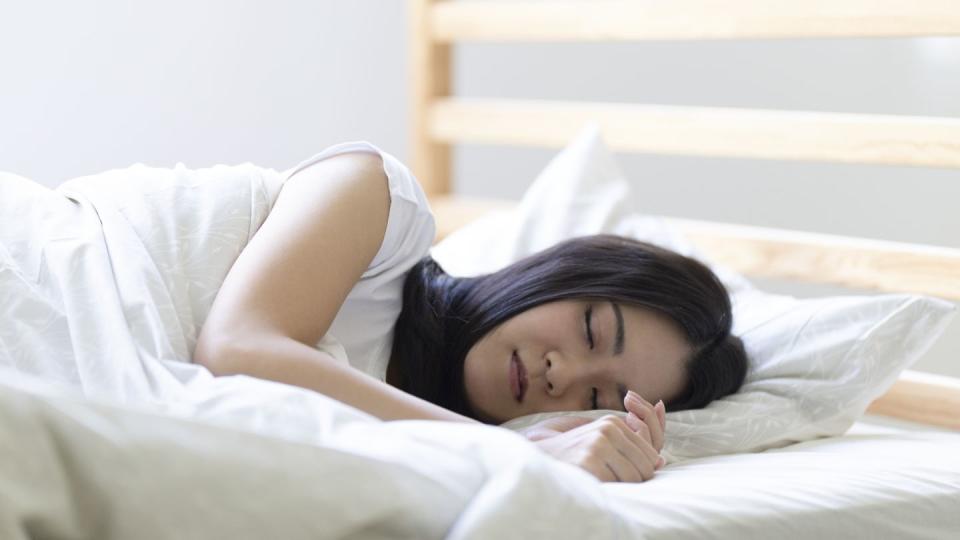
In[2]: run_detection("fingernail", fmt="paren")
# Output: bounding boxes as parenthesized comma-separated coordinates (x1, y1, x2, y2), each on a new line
(656, 456, 665, 468)
(656, 400, 664, 410)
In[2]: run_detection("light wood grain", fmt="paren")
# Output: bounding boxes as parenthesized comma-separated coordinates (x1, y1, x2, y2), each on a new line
(670, 218, 960, 301)
(429, 195, 960, 300)
(410, 0, 452, 196)
(430, 0, 960, 42)
(866, 370, 960, 431)
(428, 98, 960, 169)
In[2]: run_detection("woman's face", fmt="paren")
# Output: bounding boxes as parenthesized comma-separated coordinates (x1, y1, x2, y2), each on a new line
(462, 298, 692, 424)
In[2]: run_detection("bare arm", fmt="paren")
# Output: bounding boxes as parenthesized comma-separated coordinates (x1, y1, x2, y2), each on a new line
(193, 151, 479, 424)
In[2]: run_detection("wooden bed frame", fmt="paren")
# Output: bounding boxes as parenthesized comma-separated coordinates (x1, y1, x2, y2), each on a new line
(408, 0, 960, 430)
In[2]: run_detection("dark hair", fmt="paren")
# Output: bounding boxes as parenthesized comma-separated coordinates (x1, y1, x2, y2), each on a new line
(387, 234, 748, 423)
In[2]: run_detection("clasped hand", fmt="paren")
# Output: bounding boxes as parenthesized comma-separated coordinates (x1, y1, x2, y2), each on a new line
(522, 391, 667, 483)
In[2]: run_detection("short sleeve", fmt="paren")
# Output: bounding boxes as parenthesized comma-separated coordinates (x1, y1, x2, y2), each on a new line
(274, 140, 436, 277)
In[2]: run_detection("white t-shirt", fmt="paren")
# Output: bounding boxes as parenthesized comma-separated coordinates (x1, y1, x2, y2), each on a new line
(269, 141, 436, 382)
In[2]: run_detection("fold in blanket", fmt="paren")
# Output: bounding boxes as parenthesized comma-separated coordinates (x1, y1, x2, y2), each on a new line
(0, 168, 629, 539)
(0, 163, 283, 404)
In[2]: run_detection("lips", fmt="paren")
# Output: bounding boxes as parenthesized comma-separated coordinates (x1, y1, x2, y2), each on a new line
(510, 350, 528, 403)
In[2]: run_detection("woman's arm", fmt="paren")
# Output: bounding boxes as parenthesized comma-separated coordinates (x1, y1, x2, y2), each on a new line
(204, 333, 478, 423)
(193, 151, 479, 425)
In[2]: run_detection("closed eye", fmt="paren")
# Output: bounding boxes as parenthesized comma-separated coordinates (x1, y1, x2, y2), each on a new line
(586, 306, 598, 410)
(585, 306, 594, 350)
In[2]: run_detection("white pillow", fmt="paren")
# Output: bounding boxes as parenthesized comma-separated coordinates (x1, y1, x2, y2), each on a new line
(430, 123, 956, 464)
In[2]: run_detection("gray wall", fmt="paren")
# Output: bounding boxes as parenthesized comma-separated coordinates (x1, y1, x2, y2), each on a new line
(2, 2, 957, 376)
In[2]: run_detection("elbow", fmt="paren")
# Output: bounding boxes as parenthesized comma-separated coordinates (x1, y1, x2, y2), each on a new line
(193, 332, 242, 376)
(193, 330, 288, 377)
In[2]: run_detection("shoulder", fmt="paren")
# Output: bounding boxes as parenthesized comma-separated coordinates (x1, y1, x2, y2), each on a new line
(195, 150, 392, 360)
(321, 144, 436, 274)
(281, 150, 388, 208)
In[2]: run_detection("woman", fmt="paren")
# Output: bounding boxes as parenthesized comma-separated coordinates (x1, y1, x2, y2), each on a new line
(193, 141, 748, 483)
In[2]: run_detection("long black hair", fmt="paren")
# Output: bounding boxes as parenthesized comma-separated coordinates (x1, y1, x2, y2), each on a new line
(387, 234, 748, 423)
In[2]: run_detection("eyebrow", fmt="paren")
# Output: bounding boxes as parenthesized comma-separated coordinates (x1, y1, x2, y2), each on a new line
(611, 301, 627, 412)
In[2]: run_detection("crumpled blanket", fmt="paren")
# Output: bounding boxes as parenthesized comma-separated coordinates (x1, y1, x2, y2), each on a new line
(0, 166, 632, 539)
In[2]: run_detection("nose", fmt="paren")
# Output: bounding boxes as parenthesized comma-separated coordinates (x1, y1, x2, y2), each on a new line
(545, 351, 601, 398)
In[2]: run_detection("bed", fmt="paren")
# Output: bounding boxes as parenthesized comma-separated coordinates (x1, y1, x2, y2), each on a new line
(1, 1, 959, 539)
(409, 0, 960, 537)
(409, 0, 960, 429)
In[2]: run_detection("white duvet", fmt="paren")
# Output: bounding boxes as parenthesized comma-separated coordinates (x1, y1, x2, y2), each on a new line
(0, 166, 624, 539)
(2, 166, 958, 539)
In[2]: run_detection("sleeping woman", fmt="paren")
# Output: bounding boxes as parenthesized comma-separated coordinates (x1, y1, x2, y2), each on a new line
(192, 141, 749, 484)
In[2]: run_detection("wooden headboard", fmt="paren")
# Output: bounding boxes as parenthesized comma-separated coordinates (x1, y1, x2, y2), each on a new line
(407, 0, 960, 430)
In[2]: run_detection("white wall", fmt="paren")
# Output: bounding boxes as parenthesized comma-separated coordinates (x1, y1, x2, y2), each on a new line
(2, 2, 957, 376)
(0, 1, 409, 184)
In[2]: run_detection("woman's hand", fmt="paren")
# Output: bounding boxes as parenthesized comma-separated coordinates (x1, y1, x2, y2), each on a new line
(522, 391, 668, 483)
(623, 391, 667, 453)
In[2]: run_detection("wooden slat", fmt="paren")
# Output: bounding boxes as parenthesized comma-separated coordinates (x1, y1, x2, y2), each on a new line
(429, 98, 960, 169)
(431, 0, 960, 42)
(867, 370, 960, 431)
(670, 217, 960, 301)
(410, 0, 453, 196)
(428, 194, 960, 300)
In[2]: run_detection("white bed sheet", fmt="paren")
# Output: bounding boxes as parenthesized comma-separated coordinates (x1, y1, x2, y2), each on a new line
(605, 414, 960, 539)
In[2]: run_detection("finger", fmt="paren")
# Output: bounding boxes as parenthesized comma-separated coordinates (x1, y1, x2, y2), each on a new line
(655, 400, 666, 431)
(622, 415, 665, 471)
(624, 412, 652, 447)
(609, 424, 657, 482)
(624, 396, 659, 450)
(605, 418, 657, 475)
(619, 420, 659, 467)
(624, 411, 644, 433)
(588, 460, 619, 483)
(588, 458, 620, 482)
(623, 393, 651, 425)
(625, 392, 664, 452)
(604, 445, 647, 483)
(593, 417, 659, 482)
(624, 390, 655, 422)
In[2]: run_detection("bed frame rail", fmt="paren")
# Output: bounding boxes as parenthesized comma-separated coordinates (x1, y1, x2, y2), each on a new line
(430, 196, 960, 301)
(428, 98, 960, 176)
(430, 0, 960, 43)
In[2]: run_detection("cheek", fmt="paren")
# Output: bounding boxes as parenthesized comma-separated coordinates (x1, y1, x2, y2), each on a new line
(462, 345, 493, 407)
(462, 337, 512, 422)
